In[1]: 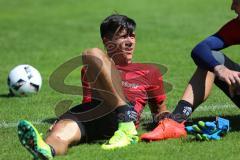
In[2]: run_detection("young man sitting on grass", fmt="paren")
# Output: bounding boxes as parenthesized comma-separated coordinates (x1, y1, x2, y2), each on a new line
(17, 14, 169, 159)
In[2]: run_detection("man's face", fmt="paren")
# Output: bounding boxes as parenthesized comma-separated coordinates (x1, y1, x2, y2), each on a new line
(104, 29, 136, 64)
(231, 0, 240, 16)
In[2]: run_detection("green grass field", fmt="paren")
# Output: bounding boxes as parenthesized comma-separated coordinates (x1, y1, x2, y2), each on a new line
(1, 0, 240, 159)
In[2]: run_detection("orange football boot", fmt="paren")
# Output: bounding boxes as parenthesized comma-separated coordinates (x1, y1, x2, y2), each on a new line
(141, 118, 187, 141)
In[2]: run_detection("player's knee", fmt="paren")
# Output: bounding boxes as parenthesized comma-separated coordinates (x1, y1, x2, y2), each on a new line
(47, 120, 81, 144)
(46, 132, 67, 144)
(82, 48, 106, 68)
(211, 51, 225, 65)
(82, 48, 105, 60)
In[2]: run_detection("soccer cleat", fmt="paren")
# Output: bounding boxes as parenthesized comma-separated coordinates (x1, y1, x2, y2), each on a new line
(17, 120, 53, 160)
(140, 118, 187, 141)
(101, 122, 139, 150)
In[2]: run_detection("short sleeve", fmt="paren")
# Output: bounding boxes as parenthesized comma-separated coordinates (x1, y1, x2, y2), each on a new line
(216, 18, 240, 46)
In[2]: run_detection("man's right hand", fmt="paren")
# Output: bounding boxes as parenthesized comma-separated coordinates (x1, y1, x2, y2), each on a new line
(214, 65, 240, 86)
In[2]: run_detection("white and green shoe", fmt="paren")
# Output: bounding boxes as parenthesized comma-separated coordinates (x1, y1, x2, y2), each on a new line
(17, 120, 53, 160)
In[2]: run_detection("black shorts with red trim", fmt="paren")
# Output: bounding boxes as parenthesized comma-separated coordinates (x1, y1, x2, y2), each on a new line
(59, 100, 118, 142)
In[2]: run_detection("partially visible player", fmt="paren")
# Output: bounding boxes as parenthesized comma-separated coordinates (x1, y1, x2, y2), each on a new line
(17, 14, 169, 159)
(141, 0, 240, 141)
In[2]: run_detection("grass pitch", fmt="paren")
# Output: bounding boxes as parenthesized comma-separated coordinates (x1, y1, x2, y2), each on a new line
(0, 0, 240, 159)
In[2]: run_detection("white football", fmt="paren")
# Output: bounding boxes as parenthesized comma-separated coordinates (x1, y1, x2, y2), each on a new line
(8, 64, 42, 96)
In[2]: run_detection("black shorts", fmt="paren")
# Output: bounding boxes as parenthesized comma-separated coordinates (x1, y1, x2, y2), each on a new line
(212, 51, 240, 107)
(59, 100, 118, 142)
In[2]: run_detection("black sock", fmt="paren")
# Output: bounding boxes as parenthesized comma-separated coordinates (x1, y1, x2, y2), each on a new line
(171, 100, 193, 123)
(115, 104, 138, 122)
(49, 144, 56, 157)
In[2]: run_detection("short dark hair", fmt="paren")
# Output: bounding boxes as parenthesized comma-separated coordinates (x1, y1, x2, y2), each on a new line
(100, 14, 136, 39)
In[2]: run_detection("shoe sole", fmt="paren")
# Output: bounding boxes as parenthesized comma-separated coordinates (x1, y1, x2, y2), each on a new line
(141, 131, 187, 142)
(102, 134, 139, 150)
(18, 120, 52, 160)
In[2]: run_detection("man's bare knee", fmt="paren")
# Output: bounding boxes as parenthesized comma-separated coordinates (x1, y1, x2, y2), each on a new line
(82, 48, 112, 82)
(82, 48, 106, 61)
(46, 119, 81, 144)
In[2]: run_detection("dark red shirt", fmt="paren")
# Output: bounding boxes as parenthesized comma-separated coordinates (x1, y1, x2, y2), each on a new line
(81, 63, 166, 124)
(217, 18, 240, 46)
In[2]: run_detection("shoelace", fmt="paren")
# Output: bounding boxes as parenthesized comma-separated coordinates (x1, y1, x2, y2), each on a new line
(153, 119, 167, 132)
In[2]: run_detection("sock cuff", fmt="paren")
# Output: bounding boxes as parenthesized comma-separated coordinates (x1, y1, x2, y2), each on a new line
(171, 100, 193, 123)
(115, 104, 137, 122)
(178, 100, 193, 108)
(115, 104, 131, 113)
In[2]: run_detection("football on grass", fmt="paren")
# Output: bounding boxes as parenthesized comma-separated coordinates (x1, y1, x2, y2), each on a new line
(8, 64, 42, 96)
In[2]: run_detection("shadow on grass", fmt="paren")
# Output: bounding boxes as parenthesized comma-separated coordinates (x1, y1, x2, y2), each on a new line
(0, 93, 14, 98)
(141, 115, 240, 132)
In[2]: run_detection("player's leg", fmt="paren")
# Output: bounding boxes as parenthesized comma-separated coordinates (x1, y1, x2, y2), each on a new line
(82, 48, 138, 149)
(171, 51, 237, 123)
(18, 119, 82, 159)
(141, 51, 238, 141)
(45, 119, 81, 155)
(171, 67, 215, 122)
(213, 52, 240, 107)
(82, 48, 127, 108)
(171, 51, 240, 122)
(182, 68, 215, 106)
(17, 101, 98, 159)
